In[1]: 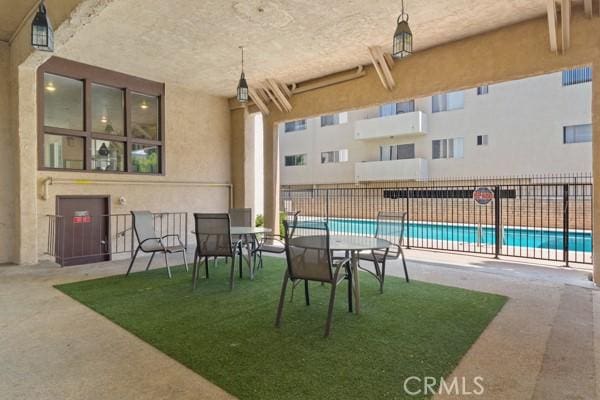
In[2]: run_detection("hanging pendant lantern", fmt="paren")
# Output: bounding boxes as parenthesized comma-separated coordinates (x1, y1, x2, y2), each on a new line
(392, 0, 412, 59)
(237, 46, 249, 103)
(31, 1, 54, 52)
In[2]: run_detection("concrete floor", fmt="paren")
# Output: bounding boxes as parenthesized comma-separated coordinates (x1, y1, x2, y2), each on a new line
(0, 249, 597, 399)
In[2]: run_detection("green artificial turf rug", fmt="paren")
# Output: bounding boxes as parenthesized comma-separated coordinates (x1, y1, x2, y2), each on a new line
(55, 256, 506, 399)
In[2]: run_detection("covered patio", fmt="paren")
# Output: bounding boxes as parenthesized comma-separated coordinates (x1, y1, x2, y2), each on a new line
(1, 0, 600, 399)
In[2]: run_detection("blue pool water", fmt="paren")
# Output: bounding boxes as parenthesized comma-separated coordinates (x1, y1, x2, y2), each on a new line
(301, 218, 592, 253)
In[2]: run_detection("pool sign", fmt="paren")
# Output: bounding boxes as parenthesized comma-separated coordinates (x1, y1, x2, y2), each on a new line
(473, 187, 494, 205)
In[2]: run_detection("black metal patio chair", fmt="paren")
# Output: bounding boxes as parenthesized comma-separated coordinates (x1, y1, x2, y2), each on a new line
(193, 213, 242, 290)
(275, 220, 350, 337)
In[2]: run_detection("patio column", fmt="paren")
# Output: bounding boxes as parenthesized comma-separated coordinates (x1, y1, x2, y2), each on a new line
(230, 107, 248, 209)
(593, 59, 600, 286)
(263, 117, 280, 235)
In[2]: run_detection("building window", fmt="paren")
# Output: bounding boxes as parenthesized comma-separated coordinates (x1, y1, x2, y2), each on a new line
(284, 154, 306, 166)
(380, 144, 415, 161)
(563, 124, 592, 144)
(432, 91, 464, 113)
(379, 100, 415, 117)
(321, 149, 348, 164)
(39, 57, 164, 174)
(562, 67, 592, 86)
(476, 135, 489, 146)
(320, 112, 348, 127)
(284, 119, 307, 132)
(477, 85, 489, 95)
(432, 138, 464, 159)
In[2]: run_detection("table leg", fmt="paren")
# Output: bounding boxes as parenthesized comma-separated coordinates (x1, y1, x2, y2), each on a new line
(346, 261, 353, 313)
(351, 250, 360, 314)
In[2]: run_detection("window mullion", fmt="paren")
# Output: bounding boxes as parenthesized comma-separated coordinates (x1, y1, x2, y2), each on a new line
(84, 80, 92, 170)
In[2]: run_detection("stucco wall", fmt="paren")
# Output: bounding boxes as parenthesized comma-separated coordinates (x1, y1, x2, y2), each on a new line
(0, 43, 15, 263)
(35, 83, 232, 261)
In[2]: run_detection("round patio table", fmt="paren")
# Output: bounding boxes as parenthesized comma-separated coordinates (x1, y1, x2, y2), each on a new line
(289, 235, 392, 314)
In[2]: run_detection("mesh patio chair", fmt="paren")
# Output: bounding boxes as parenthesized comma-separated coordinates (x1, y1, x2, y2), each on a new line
(125, 211, 188, 279)
(193, 213, 242, 290)
(275, 220, 350, 337)
(253, 211, 300, 269)
(229, 208, 253, 277)
(358, 211, 409, 293)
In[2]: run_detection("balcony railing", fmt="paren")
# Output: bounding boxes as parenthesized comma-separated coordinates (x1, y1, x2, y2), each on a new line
(355, 158, 428, 182)
(354, 111, 428, 140)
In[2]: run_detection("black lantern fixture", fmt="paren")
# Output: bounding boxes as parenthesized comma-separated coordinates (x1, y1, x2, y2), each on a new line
(392, 0, 412, 59)
(237, 46, 249, 104)
(31, 1, 54, 52)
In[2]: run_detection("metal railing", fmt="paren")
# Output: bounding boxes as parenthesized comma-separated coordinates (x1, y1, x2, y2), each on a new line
(281, 175, 593, 265)
(46, 212, 188, 267)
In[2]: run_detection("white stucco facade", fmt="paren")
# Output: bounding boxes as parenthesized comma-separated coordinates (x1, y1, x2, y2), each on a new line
(278, 70, 592, 186)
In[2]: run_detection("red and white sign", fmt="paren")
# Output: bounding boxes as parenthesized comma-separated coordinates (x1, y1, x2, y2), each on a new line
(473, 187, 494, 205)
(73, 211, 91, 224)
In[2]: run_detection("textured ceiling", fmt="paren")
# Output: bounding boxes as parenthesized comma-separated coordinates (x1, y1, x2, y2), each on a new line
(54, 0, 555, 97)
(0, 0, 38, 41)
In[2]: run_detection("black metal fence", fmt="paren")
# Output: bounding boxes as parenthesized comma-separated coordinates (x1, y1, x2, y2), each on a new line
(281, 175, 593, 265)
(46, 212, 188, 267)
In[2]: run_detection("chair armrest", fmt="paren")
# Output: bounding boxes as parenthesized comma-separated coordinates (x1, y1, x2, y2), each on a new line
(138, 237, 167, 251)
(161, 234, 185, 247)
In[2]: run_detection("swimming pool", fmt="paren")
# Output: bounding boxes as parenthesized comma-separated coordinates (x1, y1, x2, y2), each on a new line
(303, 218, 592, 253)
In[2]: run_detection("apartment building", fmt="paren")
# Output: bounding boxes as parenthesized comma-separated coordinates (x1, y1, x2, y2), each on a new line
(278, 67, 592, 187)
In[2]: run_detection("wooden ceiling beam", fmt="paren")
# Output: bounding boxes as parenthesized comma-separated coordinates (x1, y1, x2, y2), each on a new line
(248, 88, 270, 115)
(546, 0, 558, 53)
(561, 0, 571, 53)
(368, 47, 389, 90)
(266, 79, 293, 112)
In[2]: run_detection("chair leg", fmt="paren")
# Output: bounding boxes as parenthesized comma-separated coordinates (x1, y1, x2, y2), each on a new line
(324, 283, 338, 337)
(204, 256, 209, 279)
(275, 270, 290, 328)
(380, 259, 386, 293)
(145, 252, 155, 271)
(304, 280, 310, 306)
(126, 246, 141, 276)
(400, 248, 409, 283)
(238, 243, 243, 279)
(192, 261, 198, 290)
(164, 252, 172, 279)
(182, 251, 189, 272)
(229, 253, 236, 290)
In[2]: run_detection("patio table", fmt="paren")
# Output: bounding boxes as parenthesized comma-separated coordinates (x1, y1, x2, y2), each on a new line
(289, 235, 392, 314)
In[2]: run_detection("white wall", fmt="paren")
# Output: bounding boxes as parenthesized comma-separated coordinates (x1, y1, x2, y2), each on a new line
(278, 71, 592, 185)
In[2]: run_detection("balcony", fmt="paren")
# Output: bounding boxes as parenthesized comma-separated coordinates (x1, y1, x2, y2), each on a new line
(354, 111, 428, 140)
(354, 158, 428, 182)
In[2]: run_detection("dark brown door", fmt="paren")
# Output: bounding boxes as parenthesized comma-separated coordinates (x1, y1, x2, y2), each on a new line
(56, 196, 110, 266)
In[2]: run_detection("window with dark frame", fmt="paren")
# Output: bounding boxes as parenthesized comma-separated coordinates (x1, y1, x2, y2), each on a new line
(477, 85, 489, 95)
(476, 134, 488, 146)
(284, 154, 306, 166)
(38, 57, 165, 174)
(563, 124, 592, 144)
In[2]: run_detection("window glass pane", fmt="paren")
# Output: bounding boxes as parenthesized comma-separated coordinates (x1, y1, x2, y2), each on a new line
(43, 134, 84, 169)
(131, 93, 159, 140)
(396, 144, 415, 159)
(454, 138, 464, 158)
(91, 140, 125, 171)
(446, 91, 464, 110)
(432, 95, 442, 113)
(91, 84, 124, 135)
(432, 140, 440, 159)
(564, 124, 592, 143)
(379, 103, 396, 117)
(396, 100, 415, 113)
(131, 144, 160, 173)
(321, 115, 336, 127)
(44, 73, 84, 130)
(477, 85, 489, 95)
(562, 67, 592, 86)
(284, 120, 306, 133)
